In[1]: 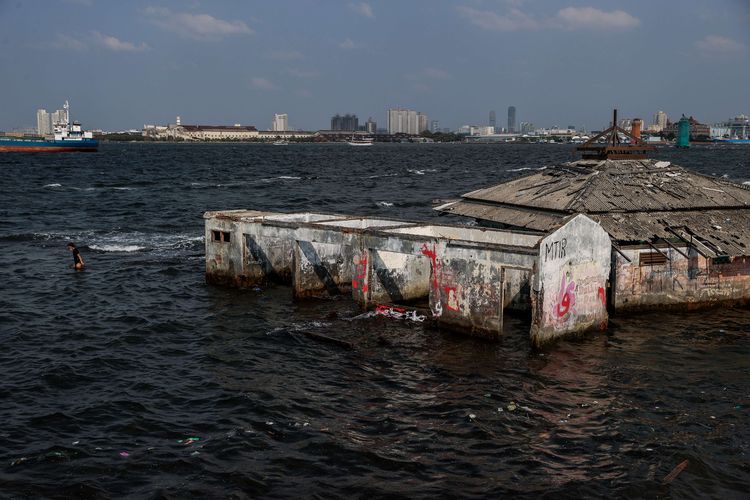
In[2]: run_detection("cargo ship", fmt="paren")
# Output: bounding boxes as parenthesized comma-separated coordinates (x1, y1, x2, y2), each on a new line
(0, 101, 98, 152)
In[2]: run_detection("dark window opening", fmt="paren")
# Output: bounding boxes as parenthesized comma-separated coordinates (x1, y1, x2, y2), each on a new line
(640, 251, 667, 266)
(222, 231, 231, 243)
(212, 230, 222, 242)
(712, 255, 731, 265)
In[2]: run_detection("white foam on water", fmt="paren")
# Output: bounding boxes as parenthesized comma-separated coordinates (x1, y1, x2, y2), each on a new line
(89, 244, 145, 253)
(44, 183, 62, 188)
(113, 187, 136, 190)
(377, 201, 394, 207)
(408, 169, 425, 175)
(743, 181, 750, 186)
(367, 173, 398, 179)
(277, 176, 302, 180)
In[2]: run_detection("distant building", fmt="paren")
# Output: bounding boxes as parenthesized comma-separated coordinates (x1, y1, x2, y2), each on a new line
(331, 114, 359, 131)
(507, 106, 516, 133)
(664, 115, 710, 140)
(365, 117, 377, 134)
(651, 110, 668, 132)
(272, 113, 288, 132)
(489, 110, 496, 131)
(430, 120, 440, 133)
(387, 108, 427, 135)
(520, 122, 534, 134)
(36, 109, 51, 135)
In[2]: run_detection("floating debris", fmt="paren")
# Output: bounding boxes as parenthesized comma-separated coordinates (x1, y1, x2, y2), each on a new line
(662, 459, 689, 484)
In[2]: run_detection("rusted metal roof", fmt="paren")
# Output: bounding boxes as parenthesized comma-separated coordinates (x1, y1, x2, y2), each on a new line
(463, 160, 750, 213)
(438, 159, 750, 256)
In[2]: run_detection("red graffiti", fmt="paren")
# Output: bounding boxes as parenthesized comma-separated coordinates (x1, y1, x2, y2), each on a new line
(443, 286, 460, 311)
(598, 287, 606, 306)
(420, 243, 439, 292)
(352, 253, 368, 292)
(554, 273, 576, 318)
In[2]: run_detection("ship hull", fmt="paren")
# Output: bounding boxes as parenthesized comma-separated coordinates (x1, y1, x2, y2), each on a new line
(0, 138, 98, 152)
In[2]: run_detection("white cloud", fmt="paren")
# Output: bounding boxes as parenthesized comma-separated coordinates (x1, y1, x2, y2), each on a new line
(339, 38, 357, 49)
(267, 50, 304, 61)
(50, 34, 87, 51)
(422, 67, 452, 80)
(349, 2, 374, 19)
(406, 67, 452, 82)
(556, 7, 640, 31)
(92, 31, 149, 52)
(250, 77, 277, 91)
(286, 68, 320, 78)
(695, 35, 745, 54)
(457, 6, 538, 32)
(146, 7, 253, 39)
(458, 5, 639, 32)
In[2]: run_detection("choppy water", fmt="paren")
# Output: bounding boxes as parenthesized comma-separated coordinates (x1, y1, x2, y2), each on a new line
(1, 143, 749, 498)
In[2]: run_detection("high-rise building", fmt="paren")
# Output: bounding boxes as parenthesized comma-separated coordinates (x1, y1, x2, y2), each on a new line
(387, 108, 427, 134)
(272, 113, 288, 132)
(417, 112, 429, 134)
(489, 110, 496, 131)
(652, 110, 668, 132)
(520, 122, 534, 134)
(331, 114, 359, 131)
(507, 106, 516, 133)
(365, 117, 377, 134)
(36, 109, 51, 135)
(430, 120, 440, 133)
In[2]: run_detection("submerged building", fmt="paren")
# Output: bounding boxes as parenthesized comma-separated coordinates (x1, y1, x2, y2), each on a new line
(203, 111, 750, 346)
(437, 115, 750, 312)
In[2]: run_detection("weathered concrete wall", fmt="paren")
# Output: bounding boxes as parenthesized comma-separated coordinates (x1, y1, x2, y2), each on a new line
(205, 217, 250, 287)
(613, 248, 750, 310)
(531, 215, 611, 346)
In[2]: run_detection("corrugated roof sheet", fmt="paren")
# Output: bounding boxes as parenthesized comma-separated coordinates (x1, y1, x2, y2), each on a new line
(463, 159, 750, 213)
(439, 159, 750, 256)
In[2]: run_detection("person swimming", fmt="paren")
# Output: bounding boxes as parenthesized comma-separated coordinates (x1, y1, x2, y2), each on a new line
(67, 242, 85, 270)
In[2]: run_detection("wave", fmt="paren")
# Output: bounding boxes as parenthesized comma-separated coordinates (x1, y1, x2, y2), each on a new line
(44, 183, 62, 188)
(376, 201, 394, 207)
(88, 244, 145, 253)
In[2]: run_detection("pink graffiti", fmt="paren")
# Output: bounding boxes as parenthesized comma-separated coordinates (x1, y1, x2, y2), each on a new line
(554, 273, 576, 318)
(598, 287, 606, 307)
(352, 253, 368, 292)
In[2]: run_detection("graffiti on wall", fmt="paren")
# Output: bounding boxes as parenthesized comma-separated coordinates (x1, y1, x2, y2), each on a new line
(421, 243, 443, 316)
(554, 271, 577, 318)
(544, 238, 568, 262)
(351, 252, 369, 293)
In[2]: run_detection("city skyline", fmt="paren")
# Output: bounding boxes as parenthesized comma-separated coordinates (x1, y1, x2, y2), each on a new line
(1, 1, 749, 131)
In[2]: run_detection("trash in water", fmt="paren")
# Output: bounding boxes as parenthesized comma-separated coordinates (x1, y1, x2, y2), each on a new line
(191, 451, 200, 456)
(119, 451, 130, 458)
(71, 440, 80, 445)
(468, 413, 476, 420)
(507, 402, 517, 412)
(266, 421, 274, 426)
(349, 304, 426, 322)
(662, 459, 689, 484)
(179, 437, 201, 445)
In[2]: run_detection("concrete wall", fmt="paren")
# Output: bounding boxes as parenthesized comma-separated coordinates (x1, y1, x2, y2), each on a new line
(613, 248, 750, 310)
(205, 210, 615, 344)
(531, 215, 611, 346)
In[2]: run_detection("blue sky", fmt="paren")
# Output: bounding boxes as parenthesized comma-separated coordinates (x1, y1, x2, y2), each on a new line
(1, 0, 748, 131)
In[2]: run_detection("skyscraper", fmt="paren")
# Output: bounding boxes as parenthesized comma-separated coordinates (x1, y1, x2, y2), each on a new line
(387, 108, 426, 135)
(365, 117, 377, 134)
(653, 110, 668, 132)
(331, 114, 359, 131)
(489, 110, 496, 131)
(36, 109, 51, 135)
(507, 106, 516, 133)
(272, 113, 288, 132)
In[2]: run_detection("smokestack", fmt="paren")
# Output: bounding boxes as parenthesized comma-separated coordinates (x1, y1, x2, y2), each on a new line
(631, 118, 642, 140)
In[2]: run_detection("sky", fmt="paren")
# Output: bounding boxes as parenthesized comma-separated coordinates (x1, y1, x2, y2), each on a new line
(1, 0, 749, 132)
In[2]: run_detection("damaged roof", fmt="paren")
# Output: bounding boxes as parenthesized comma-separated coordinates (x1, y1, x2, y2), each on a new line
(437, 159, 750, 256)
